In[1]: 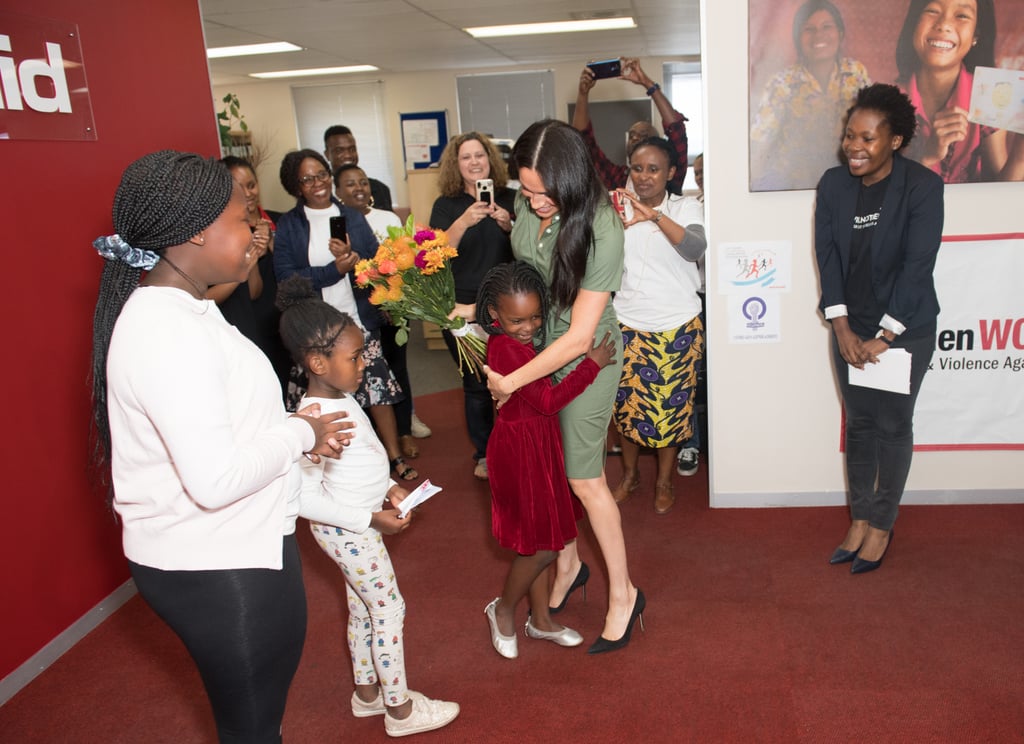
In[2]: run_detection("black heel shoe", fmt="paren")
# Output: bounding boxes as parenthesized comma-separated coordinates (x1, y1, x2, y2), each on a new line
(851, 530, 893, 575)
(587, 590, 645, 655)
(549, 562, 589, 615)
(829, 546, 860, 564)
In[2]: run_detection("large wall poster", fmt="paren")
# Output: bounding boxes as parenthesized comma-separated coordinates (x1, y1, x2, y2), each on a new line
(748, 0, 1024, 191)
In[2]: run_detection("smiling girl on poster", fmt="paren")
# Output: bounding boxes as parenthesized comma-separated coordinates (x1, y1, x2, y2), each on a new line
(895, 0, 1024, 182)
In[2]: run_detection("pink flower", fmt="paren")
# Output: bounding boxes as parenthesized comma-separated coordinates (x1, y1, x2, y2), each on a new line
(378, 259, 398, 275)
(414, 250, 428, 269)
(413, 229, 436, 245)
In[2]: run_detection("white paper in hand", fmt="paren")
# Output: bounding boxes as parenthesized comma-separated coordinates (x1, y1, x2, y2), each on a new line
(398, 479, 442, 518)
(848, 348, 912, 394)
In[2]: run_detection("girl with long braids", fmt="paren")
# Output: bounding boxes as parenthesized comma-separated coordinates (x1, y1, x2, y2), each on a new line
(475, 261, 615, 659)
(90, 150, 349, 743)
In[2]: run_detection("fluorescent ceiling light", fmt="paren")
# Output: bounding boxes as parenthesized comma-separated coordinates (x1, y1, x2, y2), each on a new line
(249, 65, 379, 79)
(207, 42, 302, 59)
(465, 17, 635, 38)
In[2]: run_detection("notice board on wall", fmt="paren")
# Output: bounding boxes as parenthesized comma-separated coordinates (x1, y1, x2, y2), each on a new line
(400, 110, 448, 169)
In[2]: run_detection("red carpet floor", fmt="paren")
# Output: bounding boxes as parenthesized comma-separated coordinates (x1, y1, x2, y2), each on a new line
(3, 389, 1023, 743)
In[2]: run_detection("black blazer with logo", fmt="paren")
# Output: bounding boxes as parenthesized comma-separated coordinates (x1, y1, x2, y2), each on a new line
(814, 153, 944, 337)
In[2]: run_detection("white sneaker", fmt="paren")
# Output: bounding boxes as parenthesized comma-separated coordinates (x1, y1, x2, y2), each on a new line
(351, 688, 386, 718)
(410, 414, 432, 438)
(677, 447, 699, 476)
(384, 691, 460, 737)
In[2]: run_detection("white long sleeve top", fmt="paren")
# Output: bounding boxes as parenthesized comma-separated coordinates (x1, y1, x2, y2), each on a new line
(106, 287, 313, 571)
(613, 193, 706, 332)
(298, 395, 395, 533)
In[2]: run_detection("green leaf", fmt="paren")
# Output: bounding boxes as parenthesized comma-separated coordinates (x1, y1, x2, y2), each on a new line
(240, 121, 249, 132)
(395, 326, 408, 346)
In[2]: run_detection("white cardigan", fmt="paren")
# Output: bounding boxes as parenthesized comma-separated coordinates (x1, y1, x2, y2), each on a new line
(106, 287, 312, 570)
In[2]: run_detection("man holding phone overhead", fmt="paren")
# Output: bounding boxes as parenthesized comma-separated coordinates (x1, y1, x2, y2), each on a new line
(573, 57, 689, 194)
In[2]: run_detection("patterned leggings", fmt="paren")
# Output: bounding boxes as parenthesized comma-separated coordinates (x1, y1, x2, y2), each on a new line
(310, 522, 408, 706)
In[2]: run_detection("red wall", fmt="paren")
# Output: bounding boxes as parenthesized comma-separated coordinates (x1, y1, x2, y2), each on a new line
(0, 0, 220, 680)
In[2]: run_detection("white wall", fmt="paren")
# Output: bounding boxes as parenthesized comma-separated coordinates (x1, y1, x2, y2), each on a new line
(214, 20, 1023, 508)
(702, 0, 1023, 507)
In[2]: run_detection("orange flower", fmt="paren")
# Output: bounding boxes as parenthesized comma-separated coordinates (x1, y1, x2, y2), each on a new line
(369, 285, 388, 305)
(386, 285, 404, 302)
(378, 259, 398, 275)
(394, 245, 416, 270)
(387, 274, 404, 289)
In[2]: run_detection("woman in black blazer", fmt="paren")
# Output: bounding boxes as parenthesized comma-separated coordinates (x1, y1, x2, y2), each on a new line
(814, 83, 943, 574)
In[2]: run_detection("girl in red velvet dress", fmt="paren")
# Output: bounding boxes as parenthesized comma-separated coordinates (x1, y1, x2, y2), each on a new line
(475, 261, 615, 659)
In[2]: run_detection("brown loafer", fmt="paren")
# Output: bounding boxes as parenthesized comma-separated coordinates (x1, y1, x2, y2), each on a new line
(654, 484, 675, 515)
(612, 476, 639, 504)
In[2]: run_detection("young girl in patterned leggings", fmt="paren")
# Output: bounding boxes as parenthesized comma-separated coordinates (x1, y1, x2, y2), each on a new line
(277, 277, 459, 738)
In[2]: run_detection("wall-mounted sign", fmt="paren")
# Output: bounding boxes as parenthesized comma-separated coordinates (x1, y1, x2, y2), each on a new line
(0, 11, 96, 141)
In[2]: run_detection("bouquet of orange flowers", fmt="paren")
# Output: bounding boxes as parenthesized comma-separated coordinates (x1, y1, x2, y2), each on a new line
(354, 215, 486, 377)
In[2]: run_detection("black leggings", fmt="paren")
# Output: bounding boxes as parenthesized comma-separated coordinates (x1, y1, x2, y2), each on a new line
(129, 534, 307, 743)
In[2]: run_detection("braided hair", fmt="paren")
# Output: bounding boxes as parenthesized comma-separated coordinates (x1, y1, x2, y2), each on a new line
(475, 260, 550, 348)
(277, 275, 358, 365)
(90, 151, 233, 501)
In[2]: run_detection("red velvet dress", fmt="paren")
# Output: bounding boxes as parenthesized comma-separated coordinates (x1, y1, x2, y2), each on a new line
(485, 334, 600, 554)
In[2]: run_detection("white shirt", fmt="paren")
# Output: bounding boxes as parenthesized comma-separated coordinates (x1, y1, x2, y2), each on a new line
(614, 193, 705, 331)
(298, 395, 396, 533)
(305, 203, 362, 328)
(107, 287, 313, 570)
(363, 207, 402, 243)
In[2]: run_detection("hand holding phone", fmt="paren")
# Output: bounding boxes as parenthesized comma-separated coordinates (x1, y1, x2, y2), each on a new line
(475, 178, 494, 205)
(610, 190, 632, 221)
(329, 215, 347, 242)
(586, 58, 622, 80)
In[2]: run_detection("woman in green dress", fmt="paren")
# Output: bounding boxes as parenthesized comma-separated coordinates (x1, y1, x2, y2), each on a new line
(454, 120, 643, 653)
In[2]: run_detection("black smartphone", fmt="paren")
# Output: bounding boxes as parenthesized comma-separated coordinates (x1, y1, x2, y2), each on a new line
(329, 215, 347, 241)
(475, 178, 494, 205)
(586, 58, 622, 80)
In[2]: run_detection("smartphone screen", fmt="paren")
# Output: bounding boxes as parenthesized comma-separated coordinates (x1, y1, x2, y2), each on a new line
(586, 58, 622, 80)
(329, 215, 347, 241)
(475, 178, 494, 205)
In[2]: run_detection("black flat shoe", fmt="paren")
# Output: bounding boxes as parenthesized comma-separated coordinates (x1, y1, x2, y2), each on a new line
(549, 562, 589, 615)
(587, 590, 645, 655)
(829, 546, 859, 564)
(851, 530, 894, 575)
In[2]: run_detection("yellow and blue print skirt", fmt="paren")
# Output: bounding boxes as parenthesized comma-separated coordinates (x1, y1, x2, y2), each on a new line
(614, 316, 704, 448)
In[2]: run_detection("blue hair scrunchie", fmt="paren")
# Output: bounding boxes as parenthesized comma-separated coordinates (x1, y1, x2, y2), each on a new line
(92, 234, 160, 270)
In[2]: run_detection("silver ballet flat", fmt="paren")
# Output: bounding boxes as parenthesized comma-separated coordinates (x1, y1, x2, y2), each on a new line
(524, 616, 584, 647)
(484, 598, 518, 659)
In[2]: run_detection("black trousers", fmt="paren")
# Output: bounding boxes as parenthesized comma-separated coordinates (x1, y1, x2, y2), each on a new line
(832, 332, 935, 531)
(442, 328, 494, 462)
(129, 534, 307, 743)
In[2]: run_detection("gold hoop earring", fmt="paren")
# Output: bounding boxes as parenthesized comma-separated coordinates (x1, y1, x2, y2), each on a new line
(368, 195, 375, 208)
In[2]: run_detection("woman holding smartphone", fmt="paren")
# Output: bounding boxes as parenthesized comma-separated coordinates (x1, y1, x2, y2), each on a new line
(274, 149, 418, 481)
(429, 132, 515, 480)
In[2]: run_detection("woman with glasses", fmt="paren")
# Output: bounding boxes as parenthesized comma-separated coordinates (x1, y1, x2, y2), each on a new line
(274, 149, 419, 482)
